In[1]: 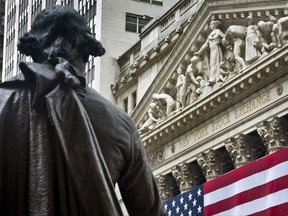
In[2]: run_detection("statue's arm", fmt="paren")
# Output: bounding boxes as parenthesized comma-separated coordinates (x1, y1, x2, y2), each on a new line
(118, 121, 166, 216)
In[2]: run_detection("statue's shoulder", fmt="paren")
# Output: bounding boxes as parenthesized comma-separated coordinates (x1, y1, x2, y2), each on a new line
(83, 87, 134, 127)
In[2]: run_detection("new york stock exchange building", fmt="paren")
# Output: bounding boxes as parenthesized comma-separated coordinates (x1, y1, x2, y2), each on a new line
(112, 0, 288, 215)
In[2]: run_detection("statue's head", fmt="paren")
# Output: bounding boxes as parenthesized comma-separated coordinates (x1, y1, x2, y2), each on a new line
(209, 20, 221, 30)
(247, 16, 254, 25)
(17, 5, 105, 72)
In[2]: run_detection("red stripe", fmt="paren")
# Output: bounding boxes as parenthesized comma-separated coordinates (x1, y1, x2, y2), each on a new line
(204, 147, 288, 194)
(204, 175, 288, 215)
(249, 203, 288, 216)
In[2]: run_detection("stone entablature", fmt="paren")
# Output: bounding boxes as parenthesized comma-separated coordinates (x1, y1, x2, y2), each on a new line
(147, 77, 288, 170)
(142, 46, 288, 147)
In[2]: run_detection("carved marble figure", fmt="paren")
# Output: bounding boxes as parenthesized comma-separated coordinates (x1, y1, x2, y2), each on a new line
(175, 67, 188, 110)
(139, 102, 165, 134)
(257, 19, 278, 54)
(152, 93, 176, 116)
(0, 5, 165, 216)
(195, 20, 225, 85)
(224, 25, 247, 71)
(270, 15, 288, 46)
(185, 56, 207, 103)
(245, 16, 262, 64)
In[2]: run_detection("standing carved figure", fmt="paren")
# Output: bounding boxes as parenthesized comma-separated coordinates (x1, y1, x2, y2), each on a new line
(245, 16, 262, 64)
(0, 5, 165, 216)
(185, 55, 206, 103)
(195, 20, 225, 85)
(175, 67, 188, 110)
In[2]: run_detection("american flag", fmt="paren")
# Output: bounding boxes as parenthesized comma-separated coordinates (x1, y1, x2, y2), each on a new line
(164, 147, 288, 216)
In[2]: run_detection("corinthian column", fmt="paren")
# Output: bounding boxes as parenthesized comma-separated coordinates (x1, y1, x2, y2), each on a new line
(225, 134, 253, 168)
(257, 116, 288, 154)
(197, 149, 223, 181)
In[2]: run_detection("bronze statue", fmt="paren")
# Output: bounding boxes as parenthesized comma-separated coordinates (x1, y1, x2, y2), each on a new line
(0, 5, 165, 216)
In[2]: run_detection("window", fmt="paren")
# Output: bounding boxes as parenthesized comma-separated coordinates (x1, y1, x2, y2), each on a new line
(133, 0, 162, 5)
(0, 13, 4, 26)
(132, 91, 137, 110)
(125, 13, 152, 33)
(123, 98, 128, 113)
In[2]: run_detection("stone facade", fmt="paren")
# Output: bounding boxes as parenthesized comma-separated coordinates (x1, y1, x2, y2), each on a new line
(114, 0, 288, 202)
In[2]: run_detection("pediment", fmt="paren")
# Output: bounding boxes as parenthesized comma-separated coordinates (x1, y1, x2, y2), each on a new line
(131, 0, 288, 151)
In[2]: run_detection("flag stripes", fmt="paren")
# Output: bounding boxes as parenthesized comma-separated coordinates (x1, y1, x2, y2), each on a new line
(163, 147, 288, 216)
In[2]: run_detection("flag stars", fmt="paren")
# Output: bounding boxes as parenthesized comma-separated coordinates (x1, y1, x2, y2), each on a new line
(164, 203, 168, 210)
(172, 200, 176, 207)
(184, 203, 188, 210)
(197, 205, 202, 213)
(192, 198, 197, 206)
(188, 209, 193, 216)
(180, 196, 184, 203)
(168, 209, 172, 216)
(176, 206, 180, 213)
(188, 193, 193, 200)
(197, 188, 202, 196)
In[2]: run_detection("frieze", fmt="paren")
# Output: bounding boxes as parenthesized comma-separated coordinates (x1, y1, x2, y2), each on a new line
(153, 79, 287, 163)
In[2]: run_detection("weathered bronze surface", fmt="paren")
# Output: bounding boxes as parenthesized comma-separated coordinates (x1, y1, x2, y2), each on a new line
(0, 5, 165, 216)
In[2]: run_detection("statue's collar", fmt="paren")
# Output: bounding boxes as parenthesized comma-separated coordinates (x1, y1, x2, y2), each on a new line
(19, 61, 86, 110)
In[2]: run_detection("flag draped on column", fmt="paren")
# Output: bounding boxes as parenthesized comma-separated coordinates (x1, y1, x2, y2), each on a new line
(164, 147, 288, 216)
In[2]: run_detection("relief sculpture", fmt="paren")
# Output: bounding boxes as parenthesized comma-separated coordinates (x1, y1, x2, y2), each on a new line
(194, 20, 225, 85)
(138, 13, 288, 136)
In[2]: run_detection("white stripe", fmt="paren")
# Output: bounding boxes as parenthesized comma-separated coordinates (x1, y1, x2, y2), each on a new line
(215, 189, 288, 215)
(204, 161, 288, 206)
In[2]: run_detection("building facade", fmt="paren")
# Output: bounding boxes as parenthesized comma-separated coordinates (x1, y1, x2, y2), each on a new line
(114, 0, 288, 212)
(2, 0, 178, 101)
(0, 0, 5, 82)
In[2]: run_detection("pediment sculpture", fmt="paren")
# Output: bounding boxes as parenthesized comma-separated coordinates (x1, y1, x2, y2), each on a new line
(138, 14, 288, 135)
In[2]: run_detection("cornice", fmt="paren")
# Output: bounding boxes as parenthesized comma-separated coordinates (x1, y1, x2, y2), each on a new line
(113, 43, 176, 97)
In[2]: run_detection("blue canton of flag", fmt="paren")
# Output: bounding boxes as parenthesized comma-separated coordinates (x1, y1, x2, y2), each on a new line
(163, 185, 204, 216)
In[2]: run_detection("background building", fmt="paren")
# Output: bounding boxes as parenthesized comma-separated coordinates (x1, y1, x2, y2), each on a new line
(2, 0, 178, 101)
(0, 0, 5, 82)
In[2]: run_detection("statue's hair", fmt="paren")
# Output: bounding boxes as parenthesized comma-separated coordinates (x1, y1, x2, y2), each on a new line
(17, 5, 105, 62)
(210, 20, 221, 28)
